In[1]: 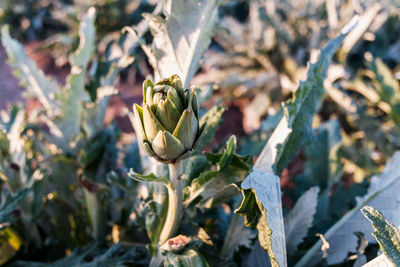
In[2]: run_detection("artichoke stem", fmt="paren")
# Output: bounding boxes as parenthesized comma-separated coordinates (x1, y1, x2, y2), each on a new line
(158, 161, 183, 245)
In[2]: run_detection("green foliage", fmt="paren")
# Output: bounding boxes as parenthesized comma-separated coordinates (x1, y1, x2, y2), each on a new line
(0, 188, 29, 228)
(273, 28, 352, 175)
(60, 8, 96, 144)
(184, 135, 252, 208)
(237, 20, 353, 267)
(362, 206, 400, 265)
(194, 104, 227, 153)
(284, 187, 319, 254)
(1, 1, 400, 266)
(137, 0, 225, 87)
(1, 26, 60, 115)
(10, 243, 147, 267)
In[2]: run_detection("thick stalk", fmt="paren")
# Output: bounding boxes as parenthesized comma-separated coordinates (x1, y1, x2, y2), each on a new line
(150, 161, 183, 267)
(158, 161, 183, 244)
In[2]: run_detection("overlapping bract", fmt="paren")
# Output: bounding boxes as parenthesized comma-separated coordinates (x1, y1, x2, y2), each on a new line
(132, 75, 204, 163)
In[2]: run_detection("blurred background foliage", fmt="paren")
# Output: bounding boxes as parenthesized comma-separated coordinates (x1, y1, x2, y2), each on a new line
(0, 0, 400, 266)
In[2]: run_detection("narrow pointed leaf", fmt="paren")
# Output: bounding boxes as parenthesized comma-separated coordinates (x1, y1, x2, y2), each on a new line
(272, 24, 353, 175)
(59, 8, 96, 143)
(362, 206, 400, 265)
(284, 187, 320, 254)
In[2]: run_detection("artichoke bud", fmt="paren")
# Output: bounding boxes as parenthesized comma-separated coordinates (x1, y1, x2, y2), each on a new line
(132, 75, 204, 163)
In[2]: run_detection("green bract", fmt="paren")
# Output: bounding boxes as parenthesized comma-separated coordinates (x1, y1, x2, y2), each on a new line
(132, 75, 205, 163)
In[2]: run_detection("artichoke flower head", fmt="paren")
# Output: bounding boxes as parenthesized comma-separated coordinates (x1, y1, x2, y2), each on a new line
(132, 75, 205, 163)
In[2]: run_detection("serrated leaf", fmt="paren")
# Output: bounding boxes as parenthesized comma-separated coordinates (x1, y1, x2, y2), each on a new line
(296, 151, 400, 266)
(241, 169, 286, 267)
(143, 0, 224, 88)
(220, 214, 254, 259)
(1, 26, 60, 115)
(59, 8, 96, 143)
(361, 206, 400, 265)
(284, 187, 320, 254)
(241, 21, 355, 267)
(0, 188, 29, 227)
(272, 29, 351, 175)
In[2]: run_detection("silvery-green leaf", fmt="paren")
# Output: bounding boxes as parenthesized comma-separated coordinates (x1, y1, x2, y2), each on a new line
(152, 131, 186, 161)
(143, 104, 165, 141)
(173, 110, 198, 149)
(361, 206, 400, 265)
(241, 169, 286, 267)
(155, 99, 181, 133)
(296, 151, 400, 266)
(220, 214, 254, 259)
(272, 24, 352, 175)
(240, 21, 355, 266)
(143, 0, 224, 88)
(1, 26, 60, 116)
(82, 86, 118, 137)
(59, 8, 96, 144)
(0, 188, 30, 227)
(284, 187, 320, 254)
(362, 254, 393, 267)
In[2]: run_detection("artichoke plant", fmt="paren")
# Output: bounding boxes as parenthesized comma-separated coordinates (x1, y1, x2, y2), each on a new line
(132, 75, 204, 163)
